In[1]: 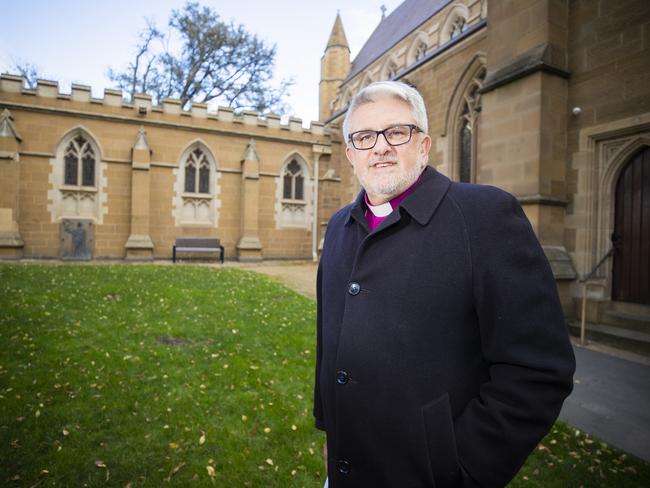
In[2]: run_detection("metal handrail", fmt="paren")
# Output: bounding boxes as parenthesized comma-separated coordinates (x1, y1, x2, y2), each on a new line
(578, 247, 615, 345)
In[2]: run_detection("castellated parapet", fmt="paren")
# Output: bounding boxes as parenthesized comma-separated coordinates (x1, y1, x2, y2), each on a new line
(0, 74, 334, 137)
(0, 74, 343, 262)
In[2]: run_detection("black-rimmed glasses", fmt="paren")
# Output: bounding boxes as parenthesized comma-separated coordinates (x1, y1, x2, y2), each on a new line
(348, 124, 423, 150)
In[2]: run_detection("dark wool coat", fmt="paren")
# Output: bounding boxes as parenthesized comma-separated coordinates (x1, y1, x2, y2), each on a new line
(314, 167, 575, 488)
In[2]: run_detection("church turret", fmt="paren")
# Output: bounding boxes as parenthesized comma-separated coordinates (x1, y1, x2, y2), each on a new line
(319, 13, 350, 121)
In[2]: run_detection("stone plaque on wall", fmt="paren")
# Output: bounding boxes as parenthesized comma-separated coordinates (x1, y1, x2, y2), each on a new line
(60, 219, 93, 260)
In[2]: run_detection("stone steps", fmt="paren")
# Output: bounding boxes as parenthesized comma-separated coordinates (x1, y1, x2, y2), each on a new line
(568, 320, 650, 357)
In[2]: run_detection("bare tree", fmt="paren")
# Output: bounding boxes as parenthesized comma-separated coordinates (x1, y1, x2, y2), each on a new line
(108, 2, 293, 114)
(11, 62, 42, 89)
(107, 20, 163, 99)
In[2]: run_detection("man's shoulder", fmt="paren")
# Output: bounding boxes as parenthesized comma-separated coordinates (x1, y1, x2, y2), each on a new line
(446, 180, 518, 214)
(328, 203, 354, 229)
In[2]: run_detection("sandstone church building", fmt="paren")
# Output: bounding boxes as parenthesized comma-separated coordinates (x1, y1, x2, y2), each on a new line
(1, 0, 649, 327)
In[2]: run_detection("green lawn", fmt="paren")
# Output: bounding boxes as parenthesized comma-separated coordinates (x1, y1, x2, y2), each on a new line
(1, 264, 649, 487)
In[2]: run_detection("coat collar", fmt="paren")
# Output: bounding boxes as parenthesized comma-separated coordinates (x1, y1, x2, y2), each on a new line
(344, 166, 451, 228)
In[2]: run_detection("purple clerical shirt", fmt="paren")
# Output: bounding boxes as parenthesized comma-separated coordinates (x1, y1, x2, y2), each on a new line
(364, 173, 423, 231)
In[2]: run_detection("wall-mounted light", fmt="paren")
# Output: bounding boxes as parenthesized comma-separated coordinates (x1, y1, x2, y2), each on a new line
(572, 107, 582, 116)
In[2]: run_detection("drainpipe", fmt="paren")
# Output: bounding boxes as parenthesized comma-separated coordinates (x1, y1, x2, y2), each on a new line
(313, 156, 319, 261)
(311, 144, 331, 262)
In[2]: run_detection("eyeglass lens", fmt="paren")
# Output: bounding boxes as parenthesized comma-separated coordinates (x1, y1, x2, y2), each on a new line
(351, 125, 414, 150)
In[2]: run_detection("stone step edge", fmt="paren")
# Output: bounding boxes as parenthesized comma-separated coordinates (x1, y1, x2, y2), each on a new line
(568, 321, 650, 344)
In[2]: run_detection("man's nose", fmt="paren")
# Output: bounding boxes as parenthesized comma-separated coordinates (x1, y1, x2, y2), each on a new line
(373, 132, 393, 153)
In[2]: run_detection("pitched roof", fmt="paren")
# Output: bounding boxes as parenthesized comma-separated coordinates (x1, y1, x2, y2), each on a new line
(345, 0, 451, 82)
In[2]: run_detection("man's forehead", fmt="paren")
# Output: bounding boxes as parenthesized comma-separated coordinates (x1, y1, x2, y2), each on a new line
(349, 97, 415, 128)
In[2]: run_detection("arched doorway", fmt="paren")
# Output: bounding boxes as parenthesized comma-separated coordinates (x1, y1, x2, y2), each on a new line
(612, 146, 650, 304)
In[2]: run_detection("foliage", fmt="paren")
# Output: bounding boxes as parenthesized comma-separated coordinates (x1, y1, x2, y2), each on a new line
(1, 264, 649, 487)
(107, 2, 293, 113)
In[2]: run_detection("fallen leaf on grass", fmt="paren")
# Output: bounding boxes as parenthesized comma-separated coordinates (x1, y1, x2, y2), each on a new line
(95, 460, 106, 468)
(199, 433, 206, 445)
(170, 461, 186, 475)
(206, 465, 216, 478)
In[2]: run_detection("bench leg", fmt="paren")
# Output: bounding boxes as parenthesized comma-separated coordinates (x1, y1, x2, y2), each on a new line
(173, 246, 176, 263)
(220, 246, 225, 264)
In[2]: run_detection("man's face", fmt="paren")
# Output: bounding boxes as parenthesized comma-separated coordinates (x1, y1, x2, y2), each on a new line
(345, 96, 431, 205)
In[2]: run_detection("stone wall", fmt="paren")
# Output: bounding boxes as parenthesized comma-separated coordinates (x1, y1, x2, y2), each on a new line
(0, 75, 342, 261)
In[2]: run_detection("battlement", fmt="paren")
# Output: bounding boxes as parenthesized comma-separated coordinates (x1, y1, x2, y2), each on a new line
(0, 74, 337, 136)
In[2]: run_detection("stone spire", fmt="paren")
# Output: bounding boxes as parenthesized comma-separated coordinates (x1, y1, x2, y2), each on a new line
(327, 12, 349, 49)
(320, 13, 351, 121)
(133, 126, 150, 151)
(242, 138, 259, 164)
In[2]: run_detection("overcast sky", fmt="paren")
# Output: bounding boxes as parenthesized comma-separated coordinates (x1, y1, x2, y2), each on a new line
(1, 0, 404, 123)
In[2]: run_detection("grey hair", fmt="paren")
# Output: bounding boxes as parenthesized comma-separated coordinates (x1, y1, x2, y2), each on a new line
(342, 81, 429, 143)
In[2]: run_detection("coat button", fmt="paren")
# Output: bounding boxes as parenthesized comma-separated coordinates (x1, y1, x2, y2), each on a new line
(336, 370, 349, 385)
(337, 459, 351, 474)
(348, 282, 361, 295)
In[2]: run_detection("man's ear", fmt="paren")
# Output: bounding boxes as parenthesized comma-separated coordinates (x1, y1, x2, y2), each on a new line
(419, 134, 432, 157)
(345, 145, 355, 167)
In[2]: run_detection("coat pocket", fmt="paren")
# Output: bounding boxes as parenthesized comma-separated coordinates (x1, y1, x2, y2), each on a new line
(422, 392, 461, 487)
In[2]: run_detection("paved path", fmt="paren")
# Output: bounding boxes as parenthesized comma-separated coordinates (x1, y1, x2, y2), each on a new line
(560, 344, 650, 462)
(241, 262, 650, 462)
(242, 262, 318, 299)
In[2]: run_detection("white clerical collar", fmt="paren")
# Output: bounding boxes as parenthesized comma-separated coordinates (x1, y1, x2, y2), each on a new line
(366, 200, 393, 217)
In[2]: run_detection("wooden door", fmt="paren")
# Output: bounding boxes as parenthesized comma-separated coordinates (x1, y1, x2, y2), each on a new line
(612, 146, 650, 304)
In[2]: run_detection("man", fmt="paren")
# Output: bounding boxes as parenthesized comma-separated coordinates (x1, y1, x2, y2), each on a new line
(313, 81, 575, 487)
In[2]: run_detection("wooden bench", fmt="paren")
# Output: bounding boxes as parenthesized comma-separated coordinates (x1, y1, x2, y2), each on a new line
(172, 237, 224, 263)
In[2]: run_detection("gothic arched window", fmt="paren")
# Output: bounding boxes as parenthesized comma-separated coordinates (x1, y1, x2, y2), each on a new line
(174, 142, 219, 226)
(51, 129, 105, 223)
(450, 17, 468, 40)
(63, 135, 96, 187)
(276, 155, 311, 229)
(414, 41, 427, 62)
(184, 147, 210, 194)
(386, 62, 398, 80)
(456, 68, 485, 183)
(283, 159, 304, 200)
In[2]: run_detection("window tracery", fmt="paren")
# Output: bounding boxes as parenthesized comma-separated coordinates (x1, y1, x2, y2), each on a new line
(283, 159, 304, 201)
(457, 68, 485, 182)
(63, 135, 96, 187)
(450, 17, 468, 40)
(174, 143, 219, 226)
(183, 147, 210, 194)
(276, 156, 311, 228)
(414, 41, 428, 62)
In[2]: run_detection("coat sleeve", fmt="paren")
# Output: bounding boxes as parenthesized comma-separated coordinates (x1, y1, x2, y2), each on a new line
(454, 187, 575, 487)
(313, 260, 326, 431)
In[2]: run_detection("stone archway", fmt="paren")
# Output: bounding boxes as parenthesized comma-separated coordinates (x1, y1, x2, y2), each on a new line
(612, 146, 650, 305)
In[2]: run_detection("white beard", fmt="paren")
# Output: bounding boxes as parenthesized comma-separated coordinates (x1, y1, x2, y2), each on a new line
(356, 154, 427, 201)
